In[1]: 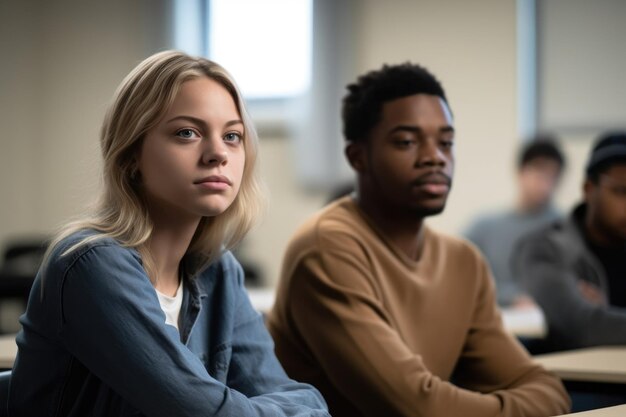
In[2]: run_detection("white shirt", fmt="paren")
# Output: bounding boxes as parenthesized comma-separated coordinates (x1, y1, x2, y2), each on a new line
(155, 279, 184, 331)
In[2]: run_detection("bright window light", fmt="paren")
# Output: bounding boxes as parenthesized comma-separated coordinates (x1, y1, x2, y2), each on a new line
(173, 0, 204, 57)
(209, 0, 313, 99)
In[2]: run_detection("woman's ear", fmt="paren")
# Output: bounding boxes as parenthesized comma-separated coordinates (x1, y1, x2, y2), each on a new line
(129, 153, 142, 183)
(345, 142, 368, 173)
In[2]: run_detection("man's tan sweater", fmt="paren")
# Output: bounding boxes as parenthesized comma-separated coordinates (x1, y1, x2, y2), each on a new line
(268, 197, 570, 417)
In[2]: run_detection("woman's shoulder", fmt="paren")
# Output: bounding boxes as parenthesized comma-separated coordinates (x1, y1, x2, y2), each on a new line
(193, 250, 244, 287)
(46, 229, 141, 276)
(197, 249, 241, 274)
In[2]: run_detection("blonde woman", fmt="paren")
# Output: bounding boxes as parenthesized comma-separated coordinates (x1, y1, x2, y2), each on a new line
(8, 51, 329, 417)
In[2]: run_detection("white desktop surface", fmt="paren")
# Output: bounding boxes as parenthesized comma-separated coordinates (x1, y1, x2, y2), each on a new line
(501, 305, 547, 338)
(247, 287, 276, 314)
(556, 404, 626, 416)
(534, 346, 626, 383)
(0, 333, 17, 369)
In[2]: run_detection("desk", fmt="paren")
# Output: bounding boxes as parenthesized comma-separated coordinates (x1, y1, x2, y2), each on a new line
(534, 346, 626, 384)
(501, 305, 547, 338)
(247, 287, 276, 314)
(557, 404, 626, 416)
(535, 347, 626, 412)
(248, 287, 549, 337)
(0, 334, 17, 369)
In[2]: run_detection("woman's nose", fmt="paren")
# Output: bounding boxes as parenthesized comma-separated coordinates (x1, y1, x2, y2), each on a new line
(201, 137, 228, 166)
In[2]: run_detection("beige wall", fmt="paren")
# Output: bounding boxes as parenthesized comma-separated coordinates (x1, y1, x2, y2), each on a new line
(0, 1, 41, 238)
(353, 0, 521, 236)
(0, 0, 171, 242)
(0, 0, 604, 288)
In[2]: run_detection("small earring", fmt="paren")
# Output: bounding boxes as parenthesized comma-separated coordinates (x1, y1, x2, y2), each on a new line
(130, 166, 140, 181)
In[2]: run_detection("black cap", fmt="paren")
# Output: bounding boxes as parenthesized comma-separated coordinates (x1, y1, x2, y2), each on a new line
(586, 131, 626, 176)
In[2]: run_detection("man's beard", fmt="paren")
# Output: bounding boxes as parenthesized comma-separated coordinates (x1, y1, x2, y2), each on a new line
(408, 203, 447, 218)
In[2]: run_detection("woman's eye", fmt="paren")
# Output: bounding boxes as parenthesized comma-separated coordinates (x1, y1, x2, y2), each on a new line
(176, 129, 199, 140)
(224, 132, 242, 143)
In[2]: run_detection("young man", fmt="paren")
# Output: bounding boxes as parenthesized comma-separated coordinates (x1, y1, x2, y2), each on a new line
(513, 132, 626, 351)
(465, 138, 565, 307)
(268, 63, 570, 417)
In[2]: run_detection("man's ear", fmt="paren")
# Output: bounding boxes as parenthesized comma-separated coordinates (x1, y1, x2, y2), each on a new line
(583, 178, 594, 204)
(345, 141, 368, 173)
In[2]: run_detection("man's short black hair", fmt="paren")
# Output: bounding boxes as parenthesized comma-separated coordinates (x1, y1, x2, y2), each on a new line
(342, 62, 449, 142)
(517, 135, 565, 170)
(586, 131, 626, 183)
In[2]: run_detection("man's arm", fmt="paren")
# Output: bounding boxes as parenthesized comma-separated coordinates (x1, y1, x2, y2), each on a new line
(513, 236, 626, 347)
(452, 250, 570, 415)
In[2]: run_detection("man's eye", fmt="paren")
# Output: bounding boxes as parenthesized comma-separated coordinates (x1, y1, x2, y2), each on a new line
(393, 139, 413, 147)
(613, 187, 626, 196)
(440, 140, 454, 149)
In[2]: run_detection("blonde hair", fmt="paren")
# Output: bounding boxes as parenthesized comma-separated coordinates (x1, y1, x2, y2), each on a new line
(44, 50, 265, 280)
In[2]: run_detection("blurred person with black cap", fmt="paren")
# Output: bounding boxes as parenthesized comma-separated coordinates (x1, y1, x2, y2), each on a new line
(513, 131, 626, 352)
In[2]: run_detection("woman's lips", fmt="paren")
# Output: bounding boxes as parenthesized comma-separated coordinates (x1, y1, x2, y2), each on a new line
(194, 175, 232, 191)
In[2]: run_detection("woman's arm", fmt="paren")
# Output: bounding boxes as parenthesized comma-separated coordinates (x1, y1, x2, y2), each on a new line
(222, 253, 328, 413)
(60, 244, 328, 417)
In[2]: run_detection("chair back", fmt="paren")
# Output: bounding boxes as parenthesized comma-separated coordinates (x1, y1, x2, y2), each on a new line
(0, 370, 11, 417)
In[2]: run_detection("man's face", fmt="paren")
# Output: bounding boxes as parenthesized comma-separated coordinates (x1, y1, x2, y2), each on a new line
(355, 94, 455, 217)
(585, 164, 626, 243)
(518, 157, 562, 211)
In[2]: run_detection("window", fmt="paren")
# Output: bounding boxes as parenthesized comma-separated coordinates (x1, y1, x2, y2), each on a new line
(174, 0, 313, 100)
(209, 0, 312, 99)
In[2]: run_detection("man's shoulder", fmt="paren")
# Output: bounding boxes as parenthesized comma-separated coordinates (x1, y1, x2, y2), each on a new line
(289, 197, 370, 248)
(517, 216, 572, 249)
(423, 228, 496, 292)
(426, 227, 488, 267)
(513, 215, 586, 268)
(428, 227, 481, 253)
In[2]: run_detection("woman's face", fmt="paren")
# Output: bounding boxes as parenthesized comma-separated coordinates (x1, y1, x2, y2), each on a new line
(138, 76, 246, 223)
